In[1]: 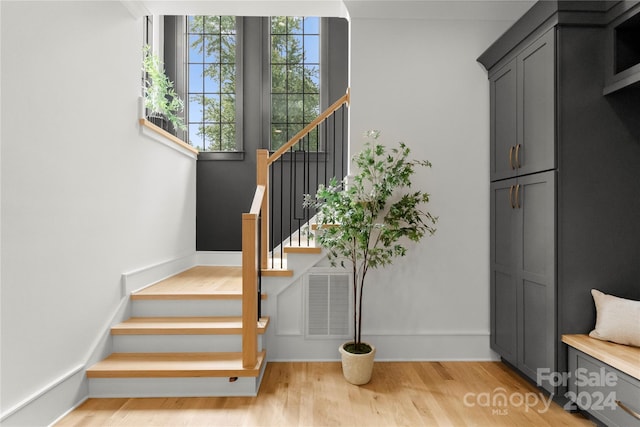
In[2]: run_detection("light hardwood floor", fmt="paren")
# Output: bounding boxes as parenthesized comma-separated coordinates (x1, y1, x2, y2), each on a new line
(56, 361, 594, 426)
(133, 266, 243, 297)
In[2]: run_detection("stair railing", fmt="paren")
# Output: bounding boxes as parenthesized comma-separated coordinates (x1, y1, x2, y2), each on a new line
(241, 184, 264, 368)
(256, 88, 350, 270)
(241, 88, 349, 368)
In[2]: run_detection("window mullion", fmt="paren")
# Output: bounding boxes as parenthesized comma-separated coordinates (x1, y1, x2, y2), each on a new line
(186, 15, 237, 153)
(269, 16, 320, 151)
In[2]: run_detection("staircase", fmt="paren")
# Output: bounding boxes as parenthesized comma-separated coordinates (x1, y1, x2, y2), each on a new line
(86, 89, 348, 398)
(87, 266, 270, 397)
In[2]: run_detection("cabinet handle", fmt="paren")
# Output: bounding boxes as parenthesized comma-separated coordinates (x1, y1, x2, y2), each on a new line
(515, 144, 521, 168)
(509, 146, 515, 170)
(509, 185, 515, 209)
(616, 400, 640, 421)
(515, 184, 521, 209)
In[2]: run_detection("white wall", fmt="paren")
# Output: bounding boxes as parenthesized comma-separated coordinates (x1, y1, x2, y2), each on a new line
(0, 1, 196, 423)
(0, 0, 529, 422)
(347, 16, 516, 358)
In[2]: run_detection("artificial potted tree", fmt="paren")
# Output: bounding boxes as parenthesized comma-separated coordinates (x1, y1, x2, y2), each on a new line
(142, 44, 186, 134)
(305, 130, 437, 385)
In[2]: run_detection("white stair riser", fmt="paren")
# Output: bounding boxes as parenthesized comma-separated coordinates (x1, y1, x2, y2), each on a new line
(132, 299, 243, 317)
(88, 356, 268, 398)
(88, 376, 259, 398)
(113, 334, 264, 353)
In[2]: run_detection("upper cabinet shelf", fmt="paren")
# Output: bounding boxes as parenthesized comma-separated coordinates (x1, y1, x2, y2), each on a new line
(604, 2, 640, 95)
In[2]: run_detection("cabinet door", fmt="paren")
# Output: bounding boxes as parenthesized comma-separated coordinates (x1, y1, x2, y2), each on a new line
(490, 61, 518, 181)
(490, 178, 518, 365)
(514, 171, 556, 391)
(516, 29, 556, 176)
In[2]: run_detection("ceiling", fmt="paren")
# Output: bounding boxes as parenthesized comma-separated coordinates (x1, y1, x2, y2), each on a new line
(343, 1, 536, 20)
(124, 0, 536, 22)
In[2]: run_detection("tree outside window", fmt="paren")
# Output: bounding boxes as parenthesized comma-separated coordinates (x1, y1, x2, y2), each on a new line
(270, 16, 321, 151)
(187, 16, 237, 151)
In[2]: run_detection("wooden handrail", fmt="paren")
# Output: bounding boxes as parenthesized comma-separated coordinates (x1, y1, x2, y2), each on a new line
(256, 87, 350, 270)
(267, 88, 350, 166)
(139, 118, 199, 155)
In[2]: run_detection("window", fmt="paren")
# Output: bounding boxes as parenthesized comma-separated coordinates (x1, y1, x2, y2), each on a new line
(149, 15, 331, 155)
(187, 16, 240, 151)
(270, 16, 321, 151)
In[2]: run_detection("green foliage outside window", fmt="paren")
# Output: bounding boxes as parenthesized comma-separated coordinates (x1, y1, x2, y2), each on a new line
(270, 16, 320, 151)
(186, 16, 321, 152)
(188, 16, 237, 151)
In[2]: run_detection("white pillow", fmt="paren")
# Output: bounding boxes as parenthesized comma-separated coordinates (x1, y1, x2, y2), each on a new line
(589, 289, 640, 347)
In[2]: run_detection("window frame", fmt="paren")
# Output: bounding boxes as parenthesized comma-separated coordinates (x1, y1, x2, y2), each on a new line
(263, 16, 328, 153)
(186, 15, 244, 160)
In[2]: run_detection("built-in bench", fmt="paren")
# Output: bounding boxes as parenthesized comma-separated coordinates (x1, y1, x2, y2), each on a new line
(563, 334, 640, 427)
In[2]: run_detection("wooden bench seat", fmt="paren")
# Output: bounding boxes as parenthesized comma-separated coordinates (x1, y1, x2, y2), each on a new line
(563, 334, 640, 427)
(562, 334, 640, 380)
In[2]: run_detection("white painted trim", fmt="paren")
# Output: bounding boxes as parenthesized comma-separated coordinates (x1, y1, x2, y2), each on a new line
(48, 397, 89, 427)
(196, 251, 242, 266)
(121, 252, 196, 296)
(265, 333, 498, 362)
(0, 365, 86, 425)
(82, 297, 130, 368)
(361, 330, 490, 337)
(2, 253, 203, 424)
(140, 122, 198, 160)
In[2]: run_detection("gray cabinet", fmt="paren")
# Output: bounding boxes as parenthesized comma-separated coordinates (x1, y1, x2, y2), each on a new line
(491, 172, 556, 392)
(489, 28, 557, 393)
(481, 0, 640, 399)
(490, 30, 555, 181)
(515, 172, 556, 385)
(490, 179, 518, 365)
(490, 62, 517, 180)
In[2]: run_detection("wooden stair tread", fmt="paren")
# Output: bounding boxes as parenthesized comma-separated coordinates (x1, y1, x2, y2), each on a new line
(131, 291, 268, 301)
(111, 317, 270, 335)
(283, 246, 322, 254)
(261, 268, 293, 277)
(87, 351, 266, 378)
(132, 266, 243, 299)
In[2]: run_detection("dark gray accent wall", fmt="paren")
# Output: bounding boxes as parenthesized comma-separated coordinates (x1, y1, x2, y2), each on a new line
(196, 17, 349, 251)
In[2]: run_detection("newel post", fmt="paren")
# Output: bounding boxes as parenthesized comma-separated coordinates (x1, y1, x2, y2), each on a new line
(242, 212, 258, 368)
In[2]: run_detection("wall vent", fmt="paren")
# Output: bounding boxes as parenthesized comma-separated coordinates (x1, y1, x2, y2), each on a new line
(305, 271, 351, 338)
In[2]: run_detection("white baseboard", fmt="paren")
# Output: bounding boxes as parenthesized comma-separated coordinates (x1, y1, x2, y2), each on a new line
(48, 397, 89, 427)
(121, 252, 244, 295)
(0, 253, 202, 426)
(121, 252, 196, 296)
(266, 332, 499, 362)
(0, 365, 87, 427)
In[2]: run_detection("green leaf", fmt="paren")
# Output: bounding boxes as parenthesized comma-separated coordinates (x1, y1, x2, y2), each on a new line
(303, 131, 438, 348)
